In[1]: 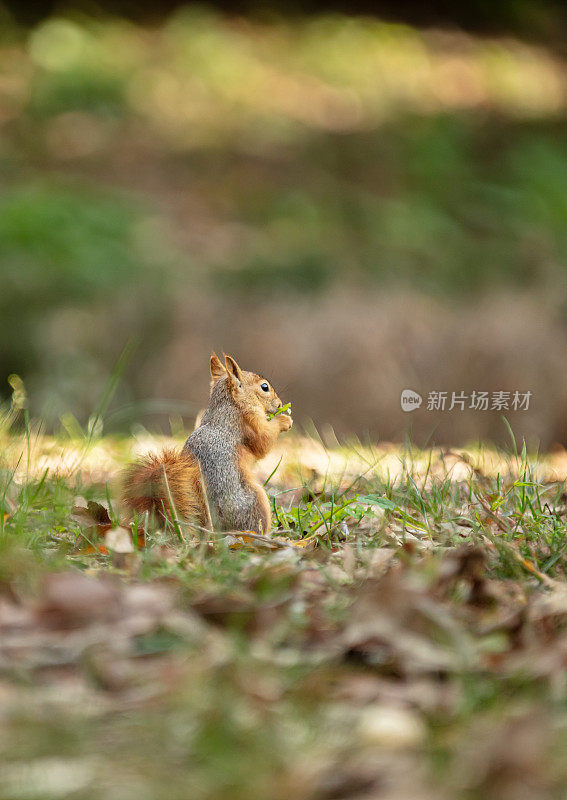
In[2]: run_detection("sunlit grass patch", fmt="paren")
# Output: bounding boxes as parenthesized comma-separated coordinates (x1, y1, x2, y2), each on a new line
(2, 421, 567, 578)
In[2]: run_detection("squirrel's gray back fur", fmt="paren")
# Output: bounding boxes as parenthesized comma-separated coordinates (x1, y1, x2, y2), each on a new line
(182, 377, 265, 531)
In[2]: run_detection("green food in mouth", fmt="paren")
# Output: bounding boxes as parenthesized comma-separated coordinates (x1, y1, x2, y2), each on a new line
(267, 403, 292, 420)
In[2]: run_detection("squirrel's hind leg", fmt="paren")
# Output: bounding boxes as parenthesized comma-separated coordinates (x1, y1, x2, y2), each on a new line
(235, 449, 272, 534)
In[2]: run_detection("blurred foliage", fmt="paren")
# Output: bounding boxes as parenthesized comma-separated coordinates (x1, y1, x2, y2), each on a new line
(2, 6, 567, 425)
(3, 7, 566, 293)
(4, 0, 567, 46)
(0, 181, 176, 406)
(0, 184, 144, 300)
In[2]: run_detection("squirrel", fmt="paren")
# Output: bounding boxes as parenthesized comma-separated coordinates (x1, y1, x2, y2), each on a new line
(121, 352, 292, 534)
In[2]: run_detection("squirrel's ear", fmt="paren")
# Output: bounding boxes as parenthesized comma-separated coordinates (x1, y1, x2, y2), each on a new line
(210, 352, 227, 385)
(223, 354, 243, 388)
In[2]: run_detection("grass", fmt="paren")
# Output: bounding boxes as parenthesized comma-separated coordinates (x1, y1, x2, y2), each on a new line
(2, 416, 567, 798)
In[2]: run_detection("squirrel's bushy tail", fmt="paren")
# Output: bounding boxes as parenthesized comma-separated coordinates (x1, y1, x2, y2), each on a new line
(121, 448, 206, 524)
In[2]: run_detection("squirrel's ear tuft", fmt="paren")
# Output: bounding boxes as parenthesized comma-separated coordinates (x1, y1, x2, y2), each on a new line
(223, 354, 243, 388)
(210, 352, 227, 385)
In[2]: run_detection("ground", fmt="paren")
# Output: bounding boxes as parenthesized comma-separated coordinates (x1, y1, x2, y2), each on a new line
(2, 427, 567, 799)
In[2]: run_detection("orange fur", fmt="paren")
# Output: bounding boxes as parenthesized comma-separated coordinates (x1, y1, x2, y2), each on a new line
(121, 448, 206, 524)
(242, 413, 288, 459)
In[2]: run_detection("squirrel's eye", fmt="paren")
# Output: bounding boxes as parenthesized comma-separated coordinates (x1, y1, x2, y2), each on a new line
(260, 382, 269, 392)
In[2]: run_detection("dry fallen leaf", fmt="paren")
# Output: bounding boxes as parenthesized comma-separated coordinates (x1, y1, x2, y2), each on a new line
(36, 572, 122, 629)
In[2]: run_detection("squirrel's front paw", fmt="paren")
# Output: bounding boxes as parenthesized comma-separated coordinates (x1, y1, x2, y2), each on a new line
(278, 414, 293, 432)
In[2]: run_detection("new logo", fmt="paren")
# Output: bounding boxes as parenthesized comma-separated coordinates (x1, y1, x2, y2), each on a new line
(401, 389, 423, 412)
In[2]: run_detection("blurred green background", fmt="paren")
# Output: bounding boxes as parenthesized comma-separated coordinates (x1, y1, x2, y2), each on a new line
(3, 0, 567, 446)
